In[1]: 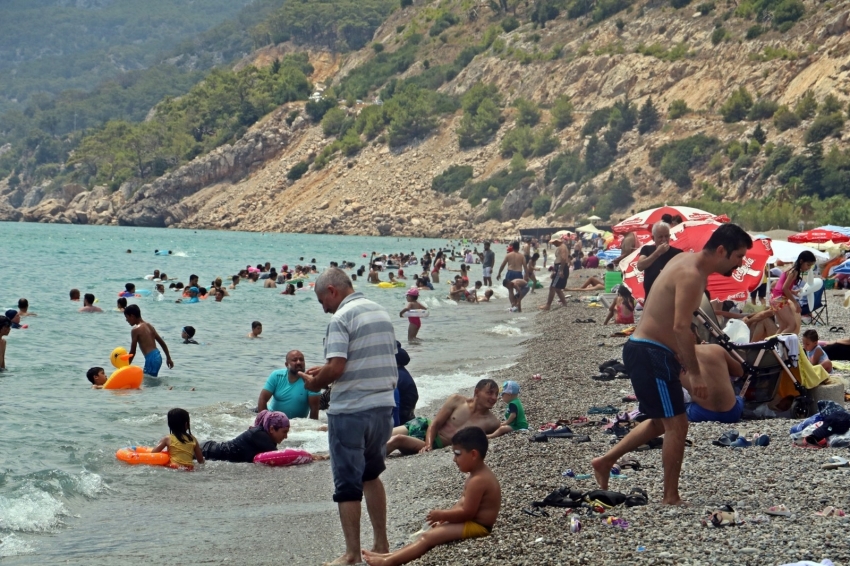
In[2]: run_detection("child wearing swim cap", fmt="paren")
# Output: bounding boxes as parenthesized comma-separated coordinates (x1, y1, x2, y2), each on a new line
(487, 381, 528, 439)
(399, 289, 427, 342)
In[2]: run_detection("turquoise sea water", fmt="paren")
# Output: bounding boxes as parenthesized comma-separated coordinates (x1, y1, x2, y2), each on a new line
(0, 223, 531, 560)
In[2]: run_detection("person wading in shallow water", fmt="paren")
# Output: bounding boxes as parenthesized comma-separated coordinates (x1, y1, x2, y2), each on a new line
(591, 224, 752, 505)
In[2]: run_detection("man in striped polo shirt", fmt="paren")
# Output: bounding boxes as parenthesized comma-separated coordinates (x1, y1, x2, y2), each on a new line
(302, 267, 398, 566)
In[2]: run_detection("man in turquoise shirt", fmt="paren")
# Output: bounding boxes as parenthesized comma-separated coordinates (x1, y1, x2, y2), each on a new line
(257, 350, 321, 419)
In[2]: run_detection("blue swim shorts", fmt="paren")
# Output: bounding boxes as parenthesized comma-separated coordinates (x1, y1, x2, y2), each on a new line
(686, 396, 744, 424)
(144, 349, 163, 377)
(624, 337, 685, 419)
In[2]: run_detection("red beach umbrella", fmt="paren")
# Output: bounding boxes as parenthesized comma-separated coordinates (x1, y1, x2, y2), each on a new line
(788, 229, 850, 244)
(612, 206, 719, 234)
(619, 221, 773, 302)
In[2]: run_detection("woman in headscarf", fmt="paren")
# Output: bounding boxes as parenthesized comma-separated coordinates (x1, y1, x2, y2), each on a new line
(201, 410, 290, 463)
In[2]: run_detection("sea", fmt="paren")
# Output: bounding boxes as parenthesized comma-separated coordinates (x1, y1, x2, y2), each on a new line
(0, 222, 533, 561)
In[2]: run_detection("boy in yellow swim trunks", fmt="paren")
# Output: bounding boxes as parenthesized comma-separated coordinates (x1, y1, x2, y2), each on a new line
(362, 427, 501, 566)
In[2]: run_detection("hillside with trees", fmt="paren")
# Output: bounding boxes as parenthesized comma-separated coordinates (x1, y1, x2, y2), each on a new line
(2, 0, 850, 236)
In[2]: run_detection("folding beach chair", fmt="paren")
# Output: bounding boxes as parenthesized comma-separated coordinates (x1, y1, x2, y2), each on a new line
(692, 295, 811, 417)
(800, 287, 828, 326)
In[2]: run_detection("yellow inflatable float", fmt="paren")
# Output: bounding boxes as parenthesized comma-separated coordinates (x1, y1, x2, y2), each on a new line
(377, 282, 406, 288)
(115, 446, 170, 466)
(104, 347, 144, 390)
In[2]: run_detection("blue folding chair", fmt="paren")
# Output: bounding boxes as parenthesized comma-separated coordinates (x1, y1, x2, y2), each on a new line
(800, 287, 828, 326)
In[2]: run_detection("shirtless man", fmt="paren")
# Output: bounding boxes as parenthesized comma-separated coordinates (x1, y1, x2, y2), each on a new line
(591, 223, 752, 505)
(612, 231, 637, 266)
(124, 304, 174, 377)
(496, 242, 527, 312)
(540, 238, 569, 311)
(683, 344, 745, 423)
(386, 379, 500, 455)
(79, 293, 103, 313)
(368, 264, 381, 284)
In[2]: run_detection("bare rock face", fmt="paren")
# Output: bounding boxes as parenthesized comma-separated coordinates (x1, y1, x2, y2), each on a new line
(117, 126, 292, 227)
(817, 10, 849, 39)
(0, 201, 22, 221)
(500, 182, 539, 220)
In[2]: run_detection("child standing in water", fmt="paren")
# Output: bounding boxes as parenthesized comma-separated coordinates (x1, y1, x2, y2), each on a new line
(152, 408, 204, 470)
(124, 304, 174, 377)
(400, 288, 427, 341)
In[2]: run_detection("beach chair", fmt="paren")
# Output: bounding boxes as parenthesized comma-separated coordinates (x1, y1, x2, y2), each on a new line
(800, 287, 828, 326)
(692, 295, 811, 418)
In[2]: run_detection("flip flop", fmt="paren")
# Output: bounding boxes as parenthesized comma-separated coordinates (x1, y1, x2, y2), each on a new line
(572, 435, 592, 443)
(599, 359, 619, 371)
(753, 434, 770, 447)
(617, 457, 643, 470)
(522, 507, 550, 517)
(712, 430, 740, 447)
(635, 437, 664, 451)
(588, 405, 619, 415)
(766, 504, 791, 517)
(702, 505, 741, 527)
(822, 456, 850, 470)
(592, 373, 616, 382)
(814, 506, 846, 517)
(624, 487, 648, 507)
(730, 437, 752, 448)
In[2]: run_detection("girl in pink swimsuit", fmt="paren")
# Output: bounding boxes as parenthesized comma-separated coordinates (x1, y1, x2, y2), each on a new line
(399, 288, 427, 341)
(770, 251, 816, 334)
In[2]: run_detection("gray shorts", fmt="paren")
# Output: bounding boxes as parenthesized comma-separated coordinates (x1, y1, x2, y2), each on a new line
(328, 407, 393, 502)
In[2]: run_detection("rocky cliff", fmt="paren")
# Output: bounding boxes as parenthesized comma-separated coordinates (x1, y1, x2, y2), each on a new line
(2, 0, 849, 236)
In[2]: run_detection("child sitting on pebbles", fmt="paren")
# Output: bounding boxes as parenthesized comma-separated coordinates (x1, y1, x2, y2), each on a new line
(487, 380, 528, 439)
(362, 428, 501, 566)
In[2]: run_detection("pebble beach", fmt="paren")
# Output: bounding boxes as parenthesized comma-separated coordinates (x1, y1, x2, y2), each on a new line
(389, 276, 850, 566)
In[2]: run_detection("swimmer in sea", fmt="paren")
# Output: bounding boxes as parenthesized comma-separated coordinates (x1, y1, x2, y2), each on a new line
(116, 297, 127, 312)
(79, 293, 103, 313)
(248, 321, 263, 339)
(0, 316, 10, 370)
(70, 288, 81, 301)
(124, 304, 174, 377)
(400, 289, 427, 341)
(87, 366, 108, 389)
(18, 298, 36, 317)
(496, 242, 527, 312)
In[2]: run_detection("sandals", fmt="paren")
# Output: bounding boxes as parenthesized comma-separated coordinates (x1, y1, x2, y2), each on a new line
(635, 437, 664, 451)
(815, 506, 846, 517)
(624, 487, 648, 507)
(822, 456, 850, 470)
(702, 504, 741, 527)
(522, 507, 550, 517)
(588, 405, 619, 415)
(829, 326, 845, 333)
(712, 430, 740, 447)
(617, 457, 645, 471)
(766, 504, 792, 517)
(530, 426, 575, 442)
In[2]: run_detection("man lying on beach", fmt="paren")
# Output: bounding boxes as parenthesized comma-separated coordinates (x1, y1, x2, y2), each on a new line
(683, 344, 745, 423)
(591, 223, 752, 505)
(363, 428, 501, 566)
(386, 379, 500, 455)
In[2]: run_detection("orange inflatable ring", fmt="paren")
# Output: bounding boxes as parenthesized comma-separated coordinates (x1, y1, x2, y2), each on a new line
(104, 366, 144, 390)
(116, 446, 170, 466)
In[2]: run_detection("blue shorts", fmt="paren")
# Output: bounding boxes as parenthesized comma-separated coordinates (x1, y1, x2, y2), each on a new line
(687, 396, 744, 423)
(328, 407, 393, 503)
(144, 349, 163, 377)
(624, 337, 685, 419)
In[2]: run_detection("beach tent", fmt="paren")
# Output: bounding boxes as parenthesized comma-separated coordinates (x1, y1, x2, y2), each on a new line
(612, 206, 718, 234)
(620, 221, 773, 302)
(576, 223, 605, 234)
(587, 215, 602, 222)
(551, 229, 573, 239)
(788, 228, 850, 244)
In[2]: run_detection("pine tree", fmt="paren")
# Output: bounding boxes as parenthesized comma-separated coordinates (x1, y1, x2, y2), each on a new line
(751, 123, 767, 145)
(638, 97, 660, 134)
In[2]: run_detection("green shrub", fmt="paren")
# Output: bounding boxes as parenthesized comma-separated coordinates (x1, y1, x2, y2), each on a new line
(432, 165, 473, 193)
(551, 95, 574, 129)
(501, 16, 520, 32)
(747, 98, 779, 120)
(649, 134, 720, 187)
(532, 195, 552, 217)
(794, 91, 818, 120)
(531, 0, 561, 26)
(581, 107, 612, 136)
(321, 107, 349, 137)
(773, 0, 804, 25)
(306, 97, 339, 122)
(670, 0, 693, 8)
(461, 167, 534, 206)
(501, 126, 535, 157)
(384, 85, 443, 147)
(429, 11, 459, 37)
(287, 161, 309, 181)
(595, 175, 633, 217)
(533, 126, 560, 157)
(696, 2, 715, 14)
(748, 139, 761, 155)
(720, 86, 753, 123)
(751, 122, 767, 144)
(759, 144, 793, 180)
(820, 94, 843, 116)
(745, 25, 766, 39)
(711, 27, 728, 45)
(636, 42, 690, 61)
(400, 0, 412, 6)
(773, 105, 801, 131)
(726, 140, 744, 160)
(591, 0, 632, 23)
(457, 83, 503, 149)
(668, 99, 690, 119)
(805, 112, 845, 144)
(513, 98, 541, 127)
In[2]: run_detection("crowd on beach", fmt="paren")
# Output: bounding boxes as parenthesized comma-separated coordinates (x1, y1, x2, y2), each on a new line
(5, 221, 850, 565)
